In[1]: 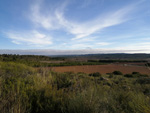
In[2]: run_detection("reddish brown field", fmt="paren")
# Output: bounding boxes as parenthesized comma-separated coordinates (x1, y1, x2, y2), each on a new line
(52, 64, 150, 74)
(40, 61, 65, 63)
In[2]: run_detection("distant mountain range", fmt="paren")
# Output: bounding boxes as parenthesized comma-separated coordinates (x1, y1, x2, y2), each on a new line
(0, 49, 150, 60)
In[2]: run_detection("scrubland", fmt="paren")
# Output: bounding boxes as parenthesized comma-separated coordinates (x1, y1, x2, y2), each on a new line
(0, 61, 150, 113)
(0, 55, 150, 113)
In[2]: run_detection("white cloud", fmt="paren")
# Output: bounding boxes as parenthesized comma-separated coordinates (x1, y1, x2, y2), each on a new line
(113, 42, 150, 52)
(73, 36, 96, 43)
(96, 42, 111, 46)
(12, 40, 21, 45)
(29, 0, 135, 40)
(69, 6, 133, 40)
(30, 2, 60, 30)
(69, 43, 93, 49)
(5, 30, 52, 46)
(29, 0, 68, 30)
(55, 7, 130, 40)
(133, 42, 150, 49)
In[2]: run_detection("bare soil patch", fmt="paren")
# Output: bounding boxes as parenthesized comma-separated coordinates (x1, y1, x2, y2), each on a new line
(52, 64, 150, 74)
(40, 61, 65, 63)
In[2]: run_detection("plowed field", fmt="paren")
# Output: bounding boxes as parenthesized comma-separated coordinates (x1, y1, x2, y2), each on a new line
(52, 64, 150, 74)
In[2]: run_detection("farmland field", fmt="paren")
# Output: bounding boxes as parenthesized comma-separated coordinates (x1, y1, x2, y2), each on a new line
(52, 64, 150, 74)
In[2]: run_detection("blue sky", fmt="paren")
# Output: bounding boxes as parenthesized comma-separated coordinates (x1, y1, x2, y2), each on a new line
(0, 0, 150, 54)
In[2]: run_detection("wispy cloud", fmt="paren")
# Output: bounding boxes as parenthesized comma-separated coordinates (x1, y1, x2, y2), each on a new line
(96, 42, 111, 46)
(69, 43, 93, 49)
(29, 0, 68, 30)
(5, 30, 52, 46)
(30, 0, 136, 40)
(113, 42, 150, 52)
(3, 0, 144, 49)
(56, 4, 134, 40)
(30, 2, 58, 29)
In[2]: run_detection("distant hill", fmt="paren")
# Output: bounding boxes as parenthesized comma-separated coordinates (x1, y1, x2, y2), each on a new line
(50, 53, 150, 60)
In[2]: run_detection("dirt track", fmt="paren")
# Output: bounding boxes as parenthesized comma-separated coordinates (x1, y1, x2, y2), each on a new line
(52, 64, 150, 74)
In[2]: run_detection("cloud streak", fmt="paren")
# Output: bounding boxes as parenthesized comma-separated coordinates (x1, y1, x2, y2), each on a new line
(3, 0, 146, 50)
(30, 0, 135, 40)
(30, 1, 61, 30)
(5, 30, 52, 46)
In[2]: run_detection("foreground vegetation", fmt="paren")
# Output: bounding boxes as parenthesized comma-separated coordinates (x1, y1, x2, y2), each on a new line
(0, 60, 150, 113)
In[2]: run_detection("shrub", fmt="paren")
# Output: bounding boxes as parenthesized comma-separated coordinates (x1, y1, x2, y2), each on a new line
(132, 72, 140, 75)
(89, 72, 101, 77)
(1, 60, 150, 113)
(143, 88, 150, 95)
(0, 62, 34, 77)
(136, 78, 150, 84)
(107, 73, 113, 78)
(113, 71, 123, 75)
(141, 74, 149, 77)
(124, 74, 133, 78)
(54, 73, 72, 89)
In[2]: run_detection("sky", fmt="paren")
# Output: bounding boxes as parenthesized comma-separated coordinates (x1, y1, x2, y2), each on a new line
(0, 0, 150, 54)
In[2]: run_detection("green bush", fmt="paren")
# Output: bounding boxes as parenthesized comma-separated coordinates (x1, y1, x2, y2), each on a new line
(113, 71, 123, 75)
(136, 78, 150, 84)
(107, 73, 113, 78)
(89, 72, 101, 77)
(0, 62, 34, 77)
(124, 74, 133, 78)
(124, 73, 149, 78)
(54, 73, 73, 89)
(132, 72, 140, 75)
